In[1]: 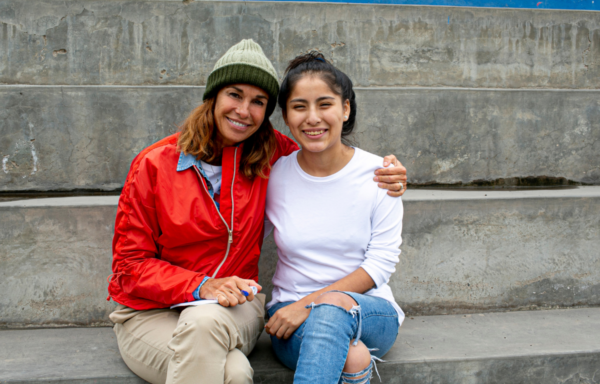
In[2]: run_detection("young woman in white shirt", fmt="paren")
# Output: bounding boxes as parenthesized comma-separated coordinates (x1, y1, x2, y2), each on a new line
(264, 52, 404, 384)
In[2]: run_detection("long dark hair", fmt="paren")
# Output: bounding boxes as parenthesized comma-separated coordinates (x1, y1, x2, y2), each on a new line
(278, 51, 357, 145)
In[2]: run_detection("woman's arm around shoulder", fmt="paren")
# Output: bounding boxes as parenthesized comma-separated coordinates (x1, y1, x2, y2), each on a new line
(273, 131, 408, 196)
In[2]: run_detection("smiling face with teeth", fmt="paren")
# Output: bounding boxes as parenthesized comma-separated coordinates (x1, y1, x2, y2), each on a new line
(213, 84, 269, 148)
(284, 75, 351, 156)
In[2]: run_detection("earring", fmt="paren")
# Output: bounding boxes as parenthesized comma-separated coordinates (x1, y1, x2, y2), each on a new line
(344, 116, 348, 119)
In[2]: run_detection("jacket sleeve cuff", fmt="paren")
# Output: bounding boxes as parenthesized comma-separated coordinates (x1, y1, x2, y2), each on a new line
(191, 276, 211, 301)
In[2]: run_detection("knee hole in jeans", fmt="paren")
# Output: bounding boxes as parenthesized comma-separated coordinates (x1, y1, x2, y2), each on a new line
(343, 339, 371, 374)
(314, 292, 358, 311)
(341, 361, 372, 384)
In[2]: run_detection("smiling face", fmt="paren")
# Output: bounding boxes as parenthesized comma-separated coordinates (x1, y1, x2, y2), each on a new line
(284, 75, 350, 155)
(213, 84, 269, 148)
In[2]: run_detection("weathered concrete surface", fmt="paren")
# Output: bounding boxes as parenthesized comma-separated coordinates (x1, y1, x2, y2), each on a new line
(0, 86, 203, 191)
(2, 308, 599, 383)
(395, 188, 600, 316)
(1, 188, 599, 327)
(1, 0, 599, 88)
(354, 88, 600, 185)
(0, 328, 144, 384)
(1, 86, 599, 192)
(0, 199, 118, 328)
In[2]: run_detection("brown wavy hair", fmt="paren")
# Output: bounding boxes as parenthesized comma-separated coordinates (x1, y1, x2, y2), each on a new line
(177, 96, 277, 179)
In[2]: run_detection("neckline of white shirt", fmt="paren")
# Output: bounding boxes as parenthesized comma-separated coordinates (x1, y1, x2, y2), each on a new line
(292, 147, 359, 182)
(200, 160, 222, 176)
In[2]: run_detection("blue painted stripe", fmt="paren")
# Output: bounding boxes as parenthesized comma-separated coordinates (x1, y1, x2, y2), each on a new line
(245, 0, 599, 11)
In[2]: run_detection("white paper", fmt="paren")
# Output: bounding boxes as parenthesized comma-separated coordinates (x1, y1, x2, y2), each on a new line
(169, 286, 258, 309)
(170, 299, 219, 309)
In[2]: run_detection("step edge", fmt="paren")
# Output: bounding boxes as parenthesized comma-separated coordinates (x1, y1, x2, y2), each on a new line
(2, 187, 600, 208)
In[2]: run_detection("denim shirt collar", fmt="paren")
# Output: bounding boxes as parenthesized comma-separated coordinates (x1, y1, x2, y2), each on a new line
(177, 151, 203, 173)
(177, 152, 219, 208)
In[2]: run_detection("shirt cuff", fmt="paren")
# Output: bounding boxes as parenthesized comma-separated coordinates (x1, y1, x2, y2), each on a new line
(192, 276, 211, 301)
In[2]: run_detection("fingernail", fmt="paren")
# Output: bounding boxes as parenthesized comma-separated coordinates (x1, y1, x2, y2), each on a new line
(378, 183, 384, 187)
(373, 176, 379, 182)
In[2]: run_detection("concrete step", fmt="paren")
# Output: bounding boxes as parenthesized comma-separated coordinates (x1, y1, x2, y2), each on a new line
(1, 308, 599, 383)
(1, 85, 599, 192)
(2, 1, 600, 192)
(1, 188, 598, 327)
(1, 1, 598, 89)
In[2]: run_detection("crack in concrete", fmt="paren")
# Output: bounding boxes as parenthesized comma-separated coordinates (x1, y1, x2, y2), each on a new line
(582, 31, 592, 70)
(28, 123, 38, 176)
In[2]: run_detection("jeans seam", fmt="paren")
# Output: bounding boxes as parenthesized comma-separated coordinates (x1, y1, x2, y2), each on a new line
(361, 313, 398, 319)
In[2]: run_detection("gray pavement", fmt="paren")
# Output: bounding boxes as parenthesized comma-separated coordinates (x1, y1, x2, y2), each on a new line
(1, 308, 598, 383)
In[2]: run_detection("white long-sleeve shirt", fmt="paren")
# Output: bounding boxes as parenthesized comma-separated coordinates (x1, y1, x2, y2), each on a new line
(265, 148, 404, 325)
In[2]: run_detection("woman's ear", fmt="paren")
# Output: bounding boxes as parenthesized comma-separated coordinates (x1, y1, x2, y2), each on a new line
(343, 99, 351, 121)
(282, 109, 289, 126)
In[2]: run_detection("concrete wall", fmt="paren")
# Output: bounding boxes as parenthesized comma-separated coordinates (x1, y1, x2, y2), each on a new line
(1, 0, 600, 191)
(1, 86, 599, 191)
(395, 189, 600, 315)
(1, 1, 599, 88)
(0, 86, 199, 191)
(2, 188, 598, 327)
(0, 199, 117, 327)
(1, 0, 599, 329)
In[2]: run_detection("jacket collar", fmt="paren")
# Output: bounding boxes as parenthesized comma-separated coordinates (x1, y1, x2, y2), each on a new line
(177, 152, 202, 172)
(177, 151, 217, 205)
(177, 143, 242, 173)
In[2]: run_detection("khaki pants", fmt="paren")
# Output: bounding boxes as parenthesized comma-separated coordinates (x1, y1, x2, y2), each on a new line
(110, 294, 266, 384)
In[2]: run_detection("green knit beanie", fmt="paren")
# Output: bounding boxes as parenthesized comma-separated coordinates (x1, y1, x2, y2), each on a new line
(203, 39, 279, 119)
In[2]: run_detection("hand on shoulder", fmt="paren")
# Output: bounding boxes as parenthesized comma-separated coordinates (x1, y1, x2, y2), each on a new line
(374, 154, 407, 197)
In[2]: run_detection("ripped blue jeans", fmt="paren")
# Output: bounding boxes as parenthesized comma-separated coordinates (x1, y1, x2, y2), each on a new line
(267, 292, 399, 384)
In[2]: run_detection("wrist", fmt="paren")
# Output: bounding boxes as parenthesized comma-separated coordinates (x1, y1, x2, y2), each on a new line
(193, 276, 211, 301)
(296, 296, 315, 309)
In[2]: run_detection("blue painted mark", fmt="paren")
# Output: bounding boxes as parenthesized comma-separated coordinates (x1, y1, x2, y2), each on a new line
(252, 0, 598, 11)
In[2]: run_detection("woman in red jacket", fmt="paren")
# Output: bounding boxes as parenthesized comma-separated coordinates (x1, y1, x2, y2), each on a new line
(108, 39, 407, 384)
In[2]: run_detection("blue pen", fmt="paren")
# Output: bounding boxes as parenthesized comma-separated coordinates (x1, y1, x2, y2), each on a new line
(241, 286, 258, 297)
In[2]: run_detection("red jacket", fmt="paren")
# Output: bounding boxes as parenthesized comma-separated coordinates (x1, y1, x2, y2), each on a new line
(108, 131, 298, 310)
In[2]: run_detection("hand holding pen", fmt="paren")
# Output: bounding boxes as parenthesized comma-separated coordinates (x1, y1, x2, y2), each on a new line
(200, 276, 262, 307)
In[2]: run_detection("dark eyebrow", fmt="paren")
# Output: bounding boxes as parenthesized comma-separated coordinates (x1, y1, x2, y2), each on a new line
(228, 86, 268, 100)
(289, 98, 307, 103)
(317, 96, 335, 102)
(290, 96, 335, 103)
